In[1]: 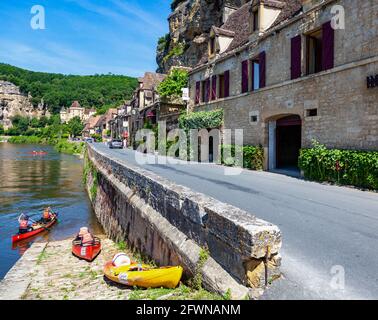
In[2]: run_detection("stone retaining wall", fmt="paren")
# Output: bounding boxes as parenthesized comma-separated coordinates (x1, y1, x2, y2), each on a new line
(86, 144, 282, 299)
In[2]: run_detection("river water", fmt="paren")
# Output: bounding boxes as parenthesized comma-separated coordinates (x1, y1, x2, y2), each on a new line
(0, 143, 103, 279)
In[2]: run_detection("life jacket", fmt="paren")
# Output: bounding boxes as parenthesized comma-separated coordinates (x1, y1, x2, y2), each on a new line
(82, 233, 93, 244)
(43, 210, 51, 219)
(19, 220, 28, 229)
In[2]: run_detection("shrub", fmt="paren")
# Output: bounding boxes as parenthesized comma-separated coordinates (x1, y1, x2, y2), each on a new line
(298, 140, 378, 190)
(179, 109, 223, 130)
(157, 68, 188, 99)
(221, 144, 264, 170)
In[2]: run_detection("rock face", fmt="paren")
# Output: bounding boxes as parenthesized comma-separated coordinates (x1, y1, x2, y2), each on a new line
(0, 81, 50, 129)
(156, 0, 244, 73)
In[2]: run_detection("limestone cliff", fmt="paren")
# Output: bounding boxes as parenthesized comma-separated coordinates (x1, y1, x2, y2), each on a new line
(0, 81, 50, 129)
(156, 0, 244, 73)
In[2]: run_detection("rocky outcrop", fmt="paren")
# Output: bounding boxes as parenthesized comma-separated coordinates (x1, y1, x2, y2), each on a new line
(0, 81, 50, 129)
(156, 0, 244, 73)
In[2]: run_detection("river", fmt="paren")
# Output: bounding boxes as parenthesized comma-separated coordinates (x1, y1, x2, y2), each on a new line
(0, 143, 103, 279)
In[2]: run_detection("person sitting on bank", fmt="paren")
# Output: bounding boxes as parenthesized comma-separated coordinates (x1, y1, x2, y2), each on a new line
(18, 214, 33, 234)
(77, 227, 94, 245)
(41, 207, 53, 223)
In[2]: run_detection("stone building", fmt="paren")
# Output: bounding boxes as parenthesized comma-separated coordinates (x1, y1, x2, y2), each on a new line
(188, 0, 378, 171)
(60, 101, 96, 124)
(127, 71, 187, 148)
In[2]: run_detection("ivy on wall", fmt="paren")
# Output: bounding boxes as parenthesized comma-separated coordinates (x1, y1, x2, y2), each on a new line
(178, 109, 224, 130)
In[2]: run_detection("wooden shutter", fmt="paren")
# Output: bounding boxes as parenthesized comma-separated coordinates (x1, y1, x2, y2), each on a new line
(205, 78, 211, 102)
(259, 51, 266, 88)
(322, 21, 335, 71)
(224, 70, 230, 98)
(241, 60, 249, 93)
(291, 35, 302, 80)
(195, 81, 200, 104)
(211, 75, 217, 100)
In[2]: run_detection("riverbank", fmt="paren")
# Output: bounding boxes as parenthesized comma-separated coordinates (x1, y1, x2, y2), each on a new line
(0, 238, 225, 300)
(6, 135, 85, 156)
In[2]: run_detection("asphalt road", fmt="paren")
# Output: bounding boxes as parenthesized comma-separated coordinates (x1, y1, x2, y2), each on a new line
(94, 143, 378, 300)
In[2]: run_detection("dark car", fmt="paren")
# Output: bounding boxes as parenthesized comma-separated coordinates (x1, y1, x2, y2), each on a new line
(109, 139, 123, 149)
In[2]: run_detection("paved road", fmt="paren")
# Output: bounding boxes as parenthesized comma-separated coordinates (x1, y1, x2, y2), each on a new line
(94, 143, 378, 299)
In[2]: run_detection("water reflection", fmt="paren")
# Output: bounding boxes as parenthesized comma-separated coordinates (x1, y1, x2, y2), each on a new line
(0, 143, 103, 279)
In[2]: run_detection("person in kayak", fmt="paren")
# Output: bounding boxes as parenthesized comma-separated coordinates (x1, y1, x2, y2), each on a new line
(41, 207, 53, 223)
(18, 214, 33, 234)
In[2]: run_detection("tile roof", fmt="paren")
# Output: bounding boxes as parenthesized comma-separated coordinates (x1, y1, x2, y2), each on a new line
(196, 0, 303, 67)
(139, 72, 167, 90)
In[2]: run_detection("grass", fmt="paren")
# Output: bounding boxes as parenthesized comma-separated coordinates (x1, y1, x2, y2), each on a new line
(128, 284, 226, 300)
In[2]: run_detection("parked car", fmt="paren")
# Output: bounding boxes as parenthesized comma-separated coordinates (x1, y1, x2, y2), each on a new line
(84, 138, 94, 143)
(109, 139, 123, 149)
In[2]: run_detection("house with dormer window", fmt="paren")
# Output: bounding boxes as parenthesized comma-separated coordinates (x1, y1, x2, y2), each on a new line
(188, 0, 378, 171)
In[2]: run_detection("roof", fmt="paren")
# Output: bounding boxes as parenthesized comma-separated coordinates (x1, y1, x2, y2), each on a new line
(196, 0, 302, 67)
(138, 72, 166, 90)
(83, 115, 102, 130)
(70, 101, 81, 108)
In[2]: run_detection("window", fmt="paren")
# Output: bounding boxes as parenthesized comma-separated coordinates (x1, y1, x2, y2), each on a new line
(251, 115, 258, 122)
(306, 109, 318, 117)
(218, 74, 225, 98)
(251, 59, 260, 91)
(209, 37, 216, 55)
(253, 9, 259, 32)
(306, 29, 323, 75)
(201, 81, 206, 102)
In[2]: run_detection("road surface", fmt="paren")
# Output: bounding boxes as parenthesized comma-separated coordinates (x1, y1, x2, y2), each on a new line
(94, 143, 378, 299)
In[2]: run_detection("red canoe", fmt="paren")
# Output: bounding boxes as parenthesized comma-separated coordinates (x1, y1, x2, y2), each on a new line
(72, 237, 101, 262)
(12, 214, 58, 243)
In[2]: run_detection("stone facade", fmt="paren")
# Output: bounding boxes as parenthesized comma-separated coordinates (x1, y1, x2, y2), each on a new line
(60, 101, 96, 124)
(0, 81, 50, 129)
(188, 0, 378, 170)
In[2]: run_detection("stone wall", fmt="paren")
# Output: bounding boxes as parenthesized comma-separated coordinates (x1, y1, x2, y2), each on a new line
(188, 0, 378, 153)
(85, 144, 282, 298)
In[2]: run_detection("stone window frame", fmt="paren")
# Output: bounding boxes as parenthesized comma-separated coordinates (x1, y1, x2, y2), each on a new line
(249, 111, 260, 125)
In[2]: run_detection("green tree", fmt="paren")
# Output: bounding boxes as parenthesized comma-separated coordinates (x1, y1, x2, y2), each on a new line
(157, 69, 188, 99)
(66, 116, 84, 137)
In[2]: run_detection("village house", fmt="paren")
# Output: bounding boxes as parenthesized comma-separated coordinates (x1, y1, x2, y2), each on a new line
(60, 101, 96, 124)
(82, 115, 102, 137)
(188, 0, 378, 171)
(109, 103, 132, 140)
(126, 71, 186, 147)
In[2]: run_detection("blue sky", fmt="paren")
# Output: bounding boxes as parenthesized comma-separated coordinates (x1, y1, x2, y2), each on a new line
(0, 0, 171, 77)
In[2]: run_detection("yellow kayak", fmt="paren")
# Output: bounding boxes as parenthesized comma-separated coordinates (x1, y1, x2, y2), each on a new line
(103, 262, 183, 289)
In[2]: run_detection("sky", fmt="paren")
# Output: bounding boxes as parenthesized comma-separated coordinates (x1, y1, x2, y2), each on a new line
(0, 0, 171, 77)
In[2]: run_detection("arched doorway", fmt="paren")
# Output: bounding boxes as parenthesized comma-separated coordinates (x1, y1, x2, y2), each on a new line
(268, 114, 302, 171)
(276, 115, 302, 168)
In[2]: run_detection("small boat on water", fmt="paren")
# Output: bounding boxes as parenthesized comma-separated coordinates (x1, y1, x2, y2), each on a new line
(12, 213, 58, 243)
(72, 237, 101, 262)
(103, 261, 183, 289)
(27, 151, 48, 156)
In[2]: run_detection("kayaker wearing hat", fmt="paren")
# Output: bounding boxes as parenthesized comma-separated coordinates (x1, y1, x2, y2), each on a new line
(18, 214, 33, 234)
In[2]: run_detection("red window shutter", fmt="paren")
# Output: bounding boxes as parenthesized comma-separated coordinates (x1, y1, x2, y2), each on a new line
(241, 60, 249, 93)
(195, 81, 200, 104)
(291, 35, 302, 80)
(251, 61, 255, 91)
(322, 21, 335, 71)
(224, 70, 230, 98)
(259, 51, 266, 88)
(211, 75, 217, 100)
(205, 78, 210, 102)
